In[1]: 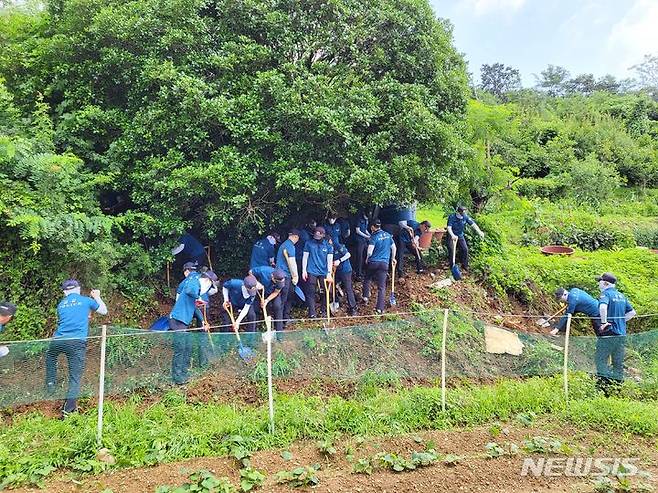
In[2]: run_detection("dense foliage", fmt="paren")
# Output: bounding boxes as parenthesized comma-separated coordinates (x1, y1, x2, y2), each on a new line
(0, 0, 469, 336)
(0, 1, 656, 339)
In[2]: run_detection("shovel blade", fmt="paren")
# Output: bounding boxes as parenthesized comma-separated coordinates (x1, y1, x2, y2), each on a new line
(330, 302, 339, 314)
(389, 292, 397, 306)
(451, 264, 462, 281)
(238, 344, 256, 361)
(294, 285, 306, 302)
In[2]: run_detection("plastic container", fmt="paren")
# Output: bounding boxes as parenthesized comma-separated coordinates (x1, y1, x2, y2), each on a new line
(378, 204, 416, 225)
(540, 245, 575, 255)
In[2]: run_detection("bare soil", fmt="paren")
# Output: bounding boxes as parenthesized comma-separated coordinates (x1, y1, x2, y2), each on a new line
(12, 424, 658, 493)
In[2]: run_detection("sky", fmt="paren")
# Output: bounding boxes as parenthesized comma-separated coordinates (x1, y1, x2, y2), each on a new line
(430, 0, 658, 86)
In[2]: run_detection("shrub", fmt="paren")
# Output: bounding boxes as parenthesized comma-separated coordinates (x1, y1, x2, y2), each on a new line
(514, 177, 566, 200)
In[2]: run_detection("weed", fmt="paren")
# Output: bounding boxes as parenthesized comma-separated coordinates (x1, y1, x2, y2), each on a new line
(485, 442, 505, 458)
(251, 351, 300, 381)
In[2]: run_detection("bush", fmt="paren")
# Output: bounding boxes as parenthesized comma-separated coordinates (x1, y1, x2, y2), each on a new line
(633, 226, 658, 249)
(556, 154, 623, 209)
(514, 177, 566, 200)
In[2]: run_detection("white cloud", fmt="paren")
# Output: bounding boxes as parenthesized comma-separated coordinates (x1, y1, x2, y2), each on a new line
(607, 0, 658, 74)
(463, 0, 526, 16)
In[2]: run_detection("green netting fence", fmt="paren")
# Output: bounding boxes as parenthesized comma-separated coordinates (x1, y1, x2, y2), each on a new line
(1, 309, 656, 444)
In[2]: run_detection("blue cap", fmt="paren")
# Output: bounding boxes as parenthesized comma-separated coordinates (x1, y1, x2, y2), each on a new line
(61, 279, 80, 291)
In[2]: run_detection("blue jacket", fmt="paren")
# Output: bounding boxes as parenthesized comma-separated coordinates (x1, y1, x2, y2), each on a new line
(368, 230, 394, 263)
(250, 237, 275, 269)
(179, 233, 205, 259)
(400, 219, 421, 245)
(55, 293, 100, 339)
(223, 279, 256, 310)
(275, 239, 296, 276)
(599, 287, 633, 336)
(555, 287, 600, 332)
(304, 239, 333, 277)
(447, 213, 474, 238)
(334, 242, 353, 275)
(170, 274, 201, 325)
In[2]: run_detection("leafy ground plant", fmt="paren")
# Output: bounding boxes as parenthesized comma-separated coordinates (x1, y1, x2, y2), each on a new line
(522, 436, 567, 454)
(316, 438, 337, 457)
(275, 465, 321, 487)
(239, 467, 265, 492)
(155, 470, 236, 493)
(485, 442, 519, 458)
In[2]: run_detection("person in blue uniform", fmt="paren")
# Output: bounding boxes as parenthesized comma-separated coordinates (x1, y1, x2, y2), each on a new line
(446, 206, 484, 272)
(595, 273, 636, 395)
(250, 233, 280, 269)
(332, 241, 357, 315)
(302, 227, 334, 318)
(275, 229, 300, 327)
(172, 232, 206, 266)
(221, 276, 259, 345)
(250, 266, 287, 335)
(362, 220, 396, 314)
(191, 270, 219, 368)
(397, 219, 431, 277)
(295, 220, 317, 304)
(550, 287, 600, 335)
(324, 213, 342, 245)
(169, 267, 205, 385)
(46, 279, 108, 416)
(351, 211, 370, 280)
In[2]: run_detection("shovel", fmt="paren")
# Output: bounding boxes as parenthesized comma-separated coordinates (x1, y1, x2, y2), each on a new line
(201, 303, 216, 353)
(322, 277, 334, 334)
(227, 305, 256, 361)
(389, 262, 397, 306)
(450, 237, 462, 281)
(283, 249, 306, 301)
(329, 267, 339, 314)
(537, 305, 567, 328)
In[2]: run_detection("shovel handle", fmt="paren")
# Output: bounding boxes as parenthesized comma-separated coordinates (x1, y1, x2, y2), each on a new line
(227, 304, 242, 343)
(324, 278, 331, 323)
(451, 236, 458, 266)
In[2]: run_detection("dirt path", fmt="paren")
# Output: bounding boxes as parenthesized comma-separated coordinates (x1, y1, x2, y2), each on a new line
(13, 423, 657, 493)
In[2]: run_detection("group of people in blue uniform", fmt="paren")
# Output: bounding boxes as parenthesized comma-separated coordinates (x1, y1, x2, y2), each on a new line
(550, 272, 636, 395)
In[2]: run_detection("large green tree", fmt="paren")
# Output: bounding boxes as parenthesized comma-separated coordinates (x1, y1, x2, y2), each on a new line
(2, 0, 470, 246)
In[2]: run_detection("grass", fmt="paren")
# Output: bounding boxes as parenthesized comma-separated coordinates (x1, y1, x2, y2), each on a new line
(1, 374, 658, 488)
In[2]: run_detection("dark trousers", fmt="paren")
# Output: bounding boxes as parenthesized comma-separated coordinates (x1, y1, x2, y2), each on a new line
(397, 240, 423, 276)
(363, 261, 388, 311)
(447, 236, 469, 270)
(280, 277, 292, 329)
(305, 273, 327, 318)
(267, 291, 284, 332)
(595, 335, 626, 393)
(351, 239, 367, 278)
(337, 270, 357, 310)
(45, 339, 87, 412)
(170, 318, 192, 384)
(191, 313, 213, 368)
